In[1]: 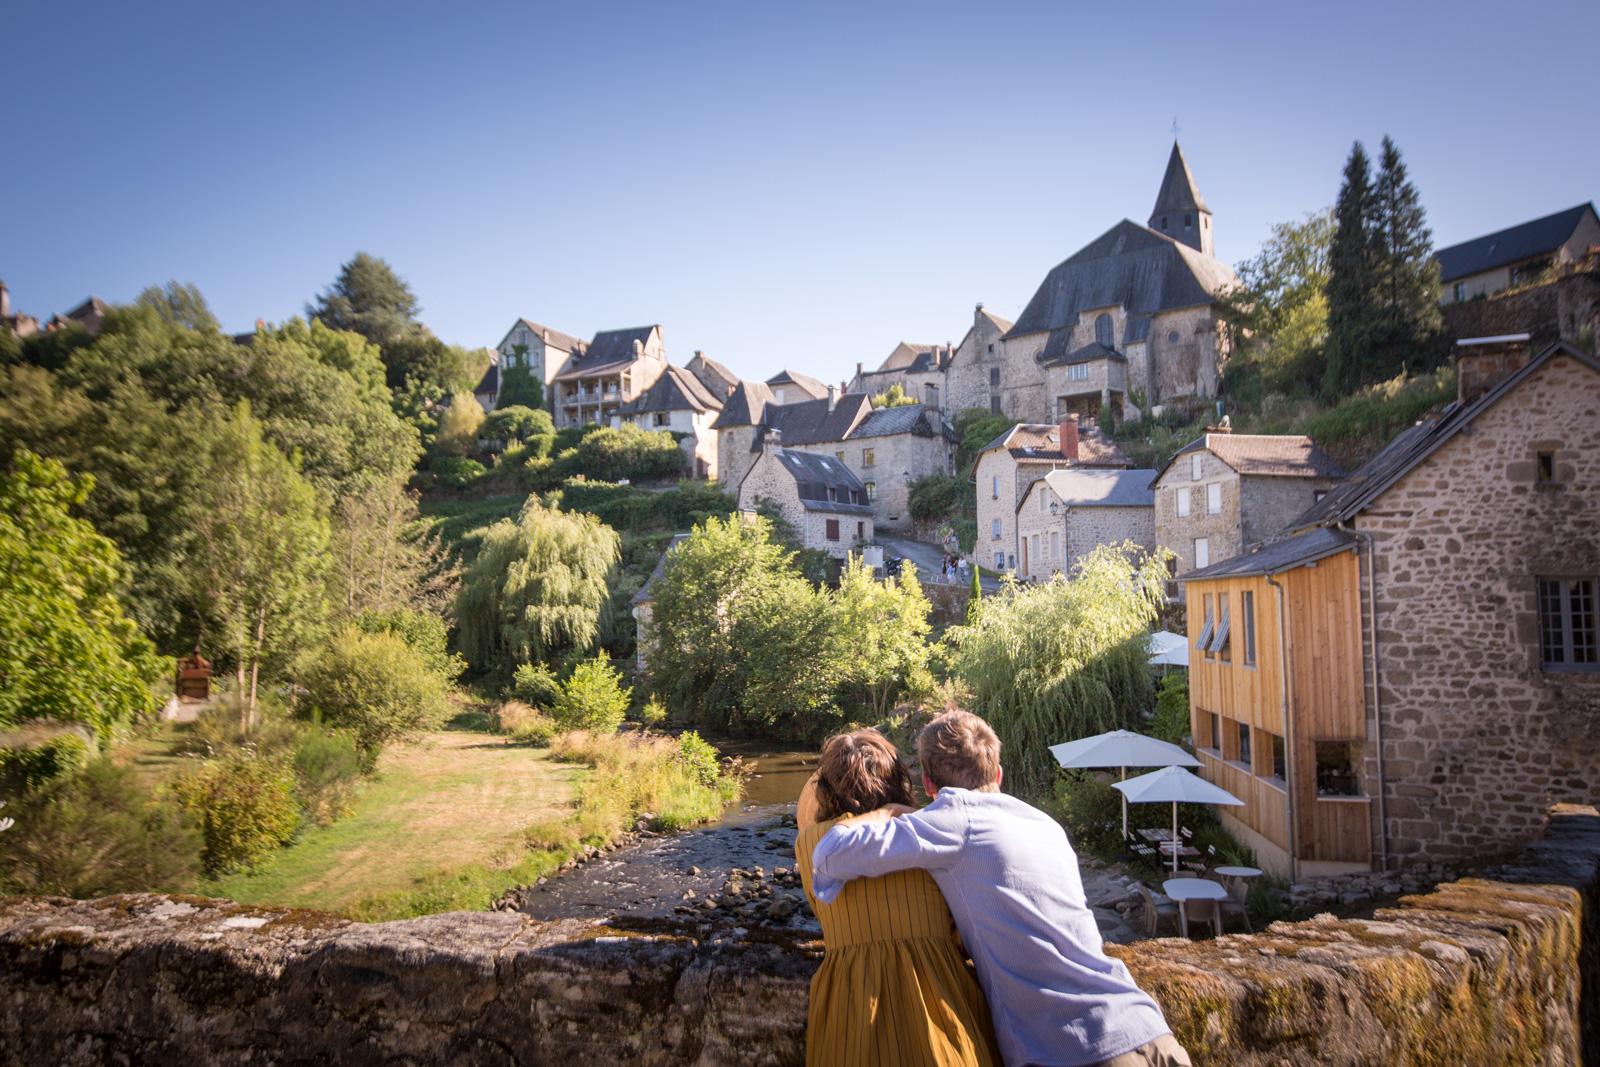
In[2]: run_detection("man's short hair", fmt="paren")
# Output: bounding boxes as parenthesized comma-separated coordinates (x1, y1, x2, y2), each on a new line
(918, 710, 1001, 791)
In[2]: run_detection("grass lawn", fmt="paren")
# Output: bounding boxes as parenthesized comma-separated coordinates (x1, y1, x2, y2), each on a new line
(206, 728, 583, 914)
(417, 495, 526, 561)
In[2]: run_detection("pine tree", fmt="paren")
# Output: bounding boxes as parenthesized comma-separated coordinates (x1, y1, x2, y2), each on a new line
(1322, 141, 1378, 397)
(1371, 136, 1444, 375)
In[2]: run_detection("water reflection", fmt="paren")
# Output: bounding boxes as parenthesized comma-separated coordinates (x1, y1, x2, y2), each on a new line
(712, 741, 818, 812)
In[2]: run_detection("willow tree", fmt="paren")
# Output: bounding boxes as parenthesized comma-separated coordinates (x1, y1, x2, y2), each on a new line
(455, 498, 619, 674)
(950, 543, 1168, 799)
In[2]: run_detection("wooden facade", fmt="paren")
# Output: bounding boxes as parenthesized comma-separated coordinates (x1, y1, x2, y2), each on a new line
(1186, 544, 1372, 874)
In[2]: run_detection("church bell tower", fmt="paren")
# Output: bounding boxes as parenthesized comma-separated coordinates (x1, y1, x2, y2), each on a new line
(1148, 142, 1213, 257)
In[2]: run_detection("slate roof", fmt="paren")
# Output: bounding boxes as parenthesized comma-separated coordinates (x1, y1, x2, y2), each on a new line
(631, 533, 690, 605)
(498, 318, 584, 354)
(617, 364, 723, 416)
(766, 368, 830, 400)
(976, 423, 1133, 468)
(849, 403, 950, 440)
(556, 326, 659, 378)
(1433, 204, 1598, 283)
(1290, 341, 1600, 530)
(747, 393, 873, 450)
(773, 449, 874, 516)
(1150, 142, 1210, 216)
(880, 342, 939, 371)
(1004, 220, 1238, 340)
(1183, 526, 1358, 581)
(1154, 434, 1346, 483)
(710, 380, 780, 429)
(686, 353, 740, 398)
(1037, 336, 1126, 367)
(473, 361, 499, 398)
(979, 308, 1015, 333)
(1036, 468, 1159, 510)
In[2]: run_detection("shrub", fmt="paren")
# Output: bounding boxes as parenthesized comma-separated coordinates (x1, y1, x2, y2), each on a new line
(432, 456, 486, 488)
(0, 728, 92, 794)
(170, 755, 302, 874)
(548, 729, 741, 834)
(511, 662, 560, 707)
(356, 607, 465, 683)
(482, 406, 553, 444)
(0, 759, 201, 897)
(638, 697, 668, 729)
(1149, 673, 1191, 747)
(673, 730, 722, 789)
(297, 626, 451, 766)
(1049, 769, 1127, 857)
(549, 657, 631, 734)
(291, 722, 365, 825)
(908, 474, 964, 522)
(495, 700, 558, 745)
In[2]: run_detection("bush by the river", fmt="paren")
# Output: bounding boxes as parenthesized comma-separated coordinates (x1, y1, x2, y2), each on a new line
(169, 754, 302, 875)
(548, 657, 631, 734)
(297, 625, 451, 767)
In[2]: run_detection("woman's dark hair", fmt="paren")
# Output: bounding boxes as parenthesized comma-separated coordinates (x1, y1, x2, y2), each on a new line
(813, 730, 916, 821)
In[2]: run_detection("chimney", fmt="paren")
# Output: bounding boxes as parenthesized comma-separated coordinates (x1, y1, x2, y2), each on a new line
(1058, 416, 1080, 461)
(694, 349, 703, 361)
(633, 339, 644, 356)
(761, 427, 783, 453)
(828, 385, 839, 412)
(0, 281, 9, 319)
(856, 361, 863, 379)
(1456, 335, 1532, 406)
(256, 318, 266, 331)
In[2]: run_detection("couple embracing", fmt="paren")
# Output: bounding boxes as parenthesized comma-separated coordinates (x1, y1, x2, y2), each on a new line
(794, 711, 1190, 1067)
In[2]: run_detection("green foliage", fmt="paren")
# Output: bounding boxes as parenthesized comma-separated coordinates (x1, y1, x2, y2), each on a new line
(834, 557, 933, 719)
(559, 423, 686, 483)
(549, 657, 631, 734)
(546, 730, 741, 838)
(546, 478, 736, 534)
(950, 544, 1167, 799)
(289, 723, 365, 825)
(1149, 673, 1191, 747)
(296, 626, 451, 765)
(435, 392, 485, 457)
(170, 754, 302, 875)
(908, 473, 963, 522)
(431, 456, 487, 488)
(870, 382, 918, 408)
(0, 729, 92, 795)
(1049, 769, 1128, 857)
(455, 497, 620, 675)
(953, 518, 977, 555)
(493, 700, 559, 745)
(355, 607, 464, 683)
(674, 730, 722, 788)
(483, 405, 552, 444)
(511, 663, 561, 707)
(638, 697, 668, 728)
(0, 451, 167, 737)
(1220, 209, 1334, 402)
(495, 363, 545, 410)
(329, 478, 459, 619)
(953, 408, 1017, 475)
(0, 759, 201, 896)
(136, 281, 220, 333)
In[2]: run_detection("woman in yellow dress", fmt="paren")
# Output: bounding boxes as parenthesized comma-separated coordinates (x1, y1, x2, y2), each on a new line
(795, 730, 1000, 1067)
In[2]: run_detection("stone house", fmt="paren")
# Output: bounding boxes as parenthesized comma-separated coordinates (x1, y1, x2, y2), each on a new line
(942, 306, 1016, 415)
(712, 382, 871, 501)
(550, 326, 667, 429)
(630, 533, 689, 672)
(685, 351, 740, 402)
(476, 318, 585, 413)
(973, 418, 1132, 574)
(736, 431, 874, 559)
(848, 342, 956, 410)
(1434, 203, 1600, 305)
(614, 364, 724, 480)
(1154, 432, 1345, 581)
(1189, 336, 1600, 873)
(1015, 468, 1157, 580)
(764, 369, 831, 405)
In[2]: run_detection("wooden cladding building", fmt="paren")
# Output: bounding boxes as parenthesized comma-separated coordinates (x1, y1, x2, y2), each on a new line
(1183, 527, 1373, 878)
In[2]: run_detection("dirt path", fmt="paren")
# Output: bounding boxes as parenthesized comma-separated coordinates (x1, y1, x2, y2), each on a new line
(209, 729, 582, 913)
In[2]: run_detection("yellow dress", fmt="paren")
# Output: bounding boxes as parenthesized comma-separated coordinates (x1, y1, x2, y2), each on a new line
(796, 819, 1001, 1067)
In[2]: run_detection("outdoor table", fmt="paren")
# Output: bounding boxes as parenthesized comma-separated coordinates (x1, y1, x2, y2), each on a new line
(1137, 828, 1176, 843)
(1212, 865, 1262, 902)
(1162, 878, 1230, 938)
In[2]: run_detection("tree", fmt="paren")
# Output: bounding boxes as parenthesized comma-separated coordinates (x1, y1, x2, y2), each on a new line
(483, 405, 552, 445)
(496, 359, 545, 409)
(549, 656, 631, 733)
(327, 476, 458, 619)
(1220, 209, 1334, 400)
(950, 544, 1167, 798)
(834, 557, 932, 719)
(136, 281, 219, 334)
(455, 498, 620, 674)
(434, 392, 485, 457)
(954, 408, 1016, 475)
(870, 383, 918, 408)
(305, 252, 421, 350)
(1323, 141, 1379, 398)
(184, 403, 330, 720)
(0, 451, 167, 739)
(297, 626, 450, 767)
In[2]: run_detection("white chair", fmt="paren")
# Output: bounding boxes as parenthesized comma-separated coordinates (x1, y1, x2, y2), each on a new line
(1136, 882, 1180, 938)
(1180, 896, 1223, 939)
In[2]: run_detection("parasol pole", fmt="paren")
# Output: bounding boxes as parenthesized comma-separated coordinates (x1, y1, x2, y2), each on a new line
(1171, 800, 1180, 873)
(1120, 765, 1128, 837)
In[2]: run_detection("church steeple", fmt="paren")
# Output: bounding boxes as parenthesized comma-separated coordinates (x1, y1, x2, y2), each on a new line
(1148, 141, 1213, 257)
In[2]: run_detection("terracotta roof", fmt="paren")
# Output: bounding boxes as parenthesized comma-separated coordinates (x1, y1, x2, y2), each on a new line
(978, 423, 1133, 468)
(1291, 341, 1599, 530)
(1156, 433, 1346, 482)
(617, 364, 723, 416)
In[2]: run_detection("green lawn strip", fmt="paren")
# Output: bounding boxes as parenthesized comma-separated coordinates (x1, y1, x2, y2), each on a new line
(206, 731, 584, 917)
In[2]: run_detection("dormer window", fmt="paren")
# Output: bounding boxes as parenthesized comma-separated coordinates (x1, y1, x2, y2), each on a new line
(1160, 216, 1168, 231)
(1184, 213, 1192, 228)
(1095, 313, 1114, 348)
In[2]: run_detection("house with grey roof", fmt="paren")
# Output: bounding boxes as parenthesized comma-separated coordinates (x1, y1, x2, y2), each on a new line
(737, 430, 874, 559)
(685, 350, 740, 401)
(1152, 430, 1345, 582)
(630, 533, 690, 672)
(765, 368, 831, 405)
(550, 325, 667, 429)
(847, 342, 956, 410)
(948, 143, 1238, 426)
(1016, 467, 1159, 580)
(1433, 203, 1600, 305)
(614, 363, 724, 479)
(476, 317, 586, 413)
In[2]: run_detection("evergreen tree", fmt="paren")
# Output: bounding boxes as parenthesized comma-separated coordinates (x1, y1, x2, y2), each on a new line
(1372, 136, 1445, 375)
(306, 253, 421, 350)
(1323, 141, 1378, 397)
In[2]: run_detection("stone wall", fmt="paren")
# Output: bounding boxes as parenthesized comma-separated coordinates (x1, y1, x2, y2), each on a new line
(718, 424, 760, 494)
(1154, 449, 1242, 576)
(1440, 270, 1600, 353)
(5, 806, 1598, 1066)
(788, 429, 951, 533)
(945, 307, 1010, 417)
(1352, 350, 1600, 866)
(1237, 474, 1339, 548)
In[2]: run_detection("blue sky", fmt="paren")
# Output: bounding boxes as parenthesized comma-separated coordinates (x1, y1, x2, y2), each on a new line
(6, 1, 1596, 386)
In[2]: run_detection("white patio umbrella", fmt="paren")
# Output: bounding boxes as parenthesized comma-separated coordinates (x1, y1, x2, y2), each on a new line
(1049, 730, 1201, 835)
(1112, 766, 1244, 873)
(1147, 631, 1189, 667)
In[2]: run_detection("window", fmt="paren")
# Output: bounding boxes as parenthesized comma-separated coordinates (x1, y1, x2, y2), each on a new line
(836, 450, 845, 462)
(995, 551, 1005, 569)
(1269, 732, 1286, 782)
(1207, 482, 1222, 514)
(990, 396, 1002, 414)
(1094, 313, 1114, 348)
(1454, 282, 1466, 302)
(1177, 487, 1191, 517)
(1191, 454, 1203, 481)
(1210, 592, 1231, 662)
(989, 368, 1000, 386)
(1050, 531, 1060, 559)
(1160, 216, 1168, 231)
(862, 448, 875, 467)
(1040, 490, 1047, 512)
(1194, 537, 1210, 570)
(774, 388, 786, 403)
(992, 474, 1000, 499)
(1539, 578, 1598, 669)
(827, 487, 838, 502)
(1537, 452, 1555, 483)
(1031, 535, 1040, 568)
(1314, 489, 1329, 502)
(1236, 722, 1251, 768)
(652, 412, 670, 427)
(857, 521, 865, 539)
(1167, 329, 1179, 343)
(1197, 593, 1215, 657)
(1242, 590, 1256, 666)
(1069, 363, 1089, 381)
(864, 481, 876, 501)
(1008, 554, 1015, 570)
(825, 519, 840, 541)
(1316, 742, 1361, 796)
(1184, 213, 1192, 228)
(991, 518, 1002, 540)
(987, 343, 994, 353)
(1208, 713, 1220, 752)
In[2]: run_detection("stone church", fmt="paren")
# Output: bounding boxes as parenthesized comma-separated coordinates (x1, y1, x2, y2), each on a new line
(935, 143, 1240, 424)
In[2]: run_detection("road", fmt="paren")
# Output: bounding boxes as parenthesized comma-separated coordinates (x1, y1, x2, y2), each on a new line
(875, 535, 1003, 592)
